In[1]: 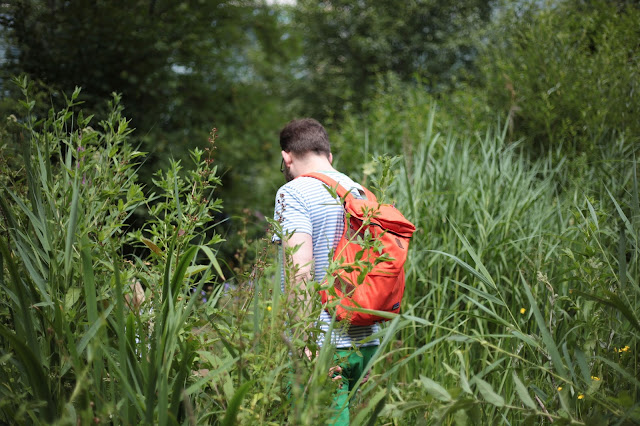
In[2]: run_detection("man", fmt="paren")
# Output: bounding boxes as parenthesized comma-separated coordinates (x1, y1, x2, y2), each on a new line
(273, 118, 379, 424)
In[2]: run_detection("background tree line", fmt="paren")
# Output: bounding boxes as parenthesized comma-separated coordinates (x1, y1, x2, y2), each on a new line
(1, 0, 639, 273)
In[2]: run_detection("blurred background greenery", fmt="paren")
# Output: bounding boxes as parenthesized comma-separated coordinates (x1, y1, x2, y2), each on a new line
(2, 0, 638, 274)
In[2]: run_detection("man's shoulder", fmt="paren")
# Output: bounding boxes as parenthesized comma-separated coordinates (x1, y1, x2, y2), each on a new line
(276, 176, 318, 196)
(275, 176, 323, 207)
(279, 171, 345, 190)
(301, 170, 362, 189)
(276, 170, 363, 202)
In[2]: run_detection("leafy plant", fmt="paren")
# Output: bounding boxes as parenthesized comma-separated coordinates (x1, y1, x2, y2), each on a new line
(480, 0, 640, 155)
(0, 77, 226, 424)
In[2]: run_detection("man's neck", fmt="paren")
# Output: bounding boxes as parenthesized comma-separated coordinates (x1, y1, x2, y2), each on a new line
(294, 156, 335, 178)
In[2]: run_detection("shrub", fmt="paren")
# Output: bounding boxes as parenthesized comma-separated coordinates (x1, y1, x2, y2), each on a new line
(0, 77, 226, 424)
(480, 0, 640, 156)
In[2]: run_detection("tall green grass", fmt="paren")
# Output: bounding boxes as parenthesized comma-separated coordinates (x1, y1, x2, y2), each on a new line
(1, 80, 638, 424)
(335, 106, 640, 424)
(0, 78, 229, 424)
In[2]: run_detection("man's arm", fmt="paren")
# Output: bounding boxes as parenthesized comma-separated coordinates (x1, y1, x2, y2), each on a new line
(284, 232, 343, 381)
(283, 232, 314, 322)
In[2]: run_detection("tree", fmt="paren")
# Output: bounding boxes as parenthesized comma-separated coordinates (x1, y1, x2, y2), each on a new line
(3, 1, 272, 146)
(0, 0, 302, 271)
(480, 0, 640, 155)
(292, 0, 495, 118)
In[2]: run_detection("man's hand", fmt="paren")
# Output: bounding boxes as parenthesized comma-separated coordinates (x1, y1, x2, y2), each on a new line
(304, 347, 343, 384)
(329, 365, 343, 383)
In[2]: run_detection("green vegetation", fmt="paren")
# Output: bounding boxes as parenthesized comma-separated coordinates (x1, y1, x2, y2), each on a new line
(336, 101, 639, 423)
(481, 0, 640, 155)
(1, 0, 639, 424)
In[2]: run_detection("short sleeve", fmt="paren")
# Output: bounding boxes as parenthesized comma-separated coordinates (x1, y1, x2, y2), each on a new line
(272, 184, 313, 243)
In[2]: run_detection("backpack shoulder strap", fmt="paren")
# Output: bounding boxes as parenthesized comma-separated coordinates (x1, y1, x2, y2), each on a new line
(300, 172, 348, 199)
(300, 172, 377, 202)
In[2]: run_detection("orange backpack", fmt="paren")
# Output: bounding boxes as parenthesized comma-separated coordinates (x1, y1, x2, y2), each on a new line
(302, 173, 416, 325)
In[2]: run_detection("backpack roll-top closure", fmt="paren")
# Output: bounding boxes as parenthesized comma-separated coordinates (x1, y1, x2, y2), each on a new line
(345, 199, 415, 238)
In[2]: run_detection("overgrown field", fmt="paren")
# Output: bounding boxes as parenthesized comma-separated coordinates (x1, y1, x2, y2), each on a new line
(1, 80, 638, 424)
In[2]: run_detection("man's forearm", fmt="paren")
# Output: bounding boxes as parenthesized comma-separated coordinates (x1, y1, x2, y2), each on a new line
(282, 232, 315, 344)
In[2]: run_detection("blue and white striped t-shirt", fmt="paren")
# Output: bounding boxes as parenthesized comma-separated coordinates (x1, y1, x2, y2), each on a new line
(273, 170, 380, 348)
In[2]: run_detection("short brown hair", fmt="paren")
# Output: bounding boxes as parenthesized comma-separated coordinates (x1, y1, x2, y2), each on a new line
(279, 118, 331, 159)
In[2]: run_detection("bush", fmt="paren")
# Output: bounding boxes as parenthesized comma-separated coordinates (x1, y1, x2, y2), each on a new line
(0, 77, 226, 424)
(480, 0, 640, 156)
(2, 75, 638, 424)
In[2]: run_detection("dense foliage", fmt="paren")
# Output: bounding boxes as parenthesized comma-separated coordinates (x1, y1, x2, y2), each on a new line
(481, 0, 640, 155)
(291, 0, 494, 118)
(1, 0, 639, 424)
(0, 0, 298, 228)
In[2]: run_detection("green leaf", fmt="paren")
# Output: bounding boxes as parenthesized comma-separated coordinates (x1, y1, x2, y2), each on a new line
(575, 348, 591, 384)
(141, 237, 163, 256)
(453, 408, 469, 426)
(64, 178, 80, 277)
(428, 250, 494, 289)
(453, 280, 505, 306)
(520, 272, 568, 378)
(0, 236, 40, 362)
(420, 375, 452, 402)
(200, 245, 226, 280)
(512, 372, 536, 410)
(572, 289, 640, 334)
(221, 380, 254, 426)
(80, 236, 99, 325)
(0, 324, 55, 422)
(170, 245, 198, 296)
(78, 305, 113, 357)
(64, 287, 82, 310)
(475, 378, 504, 407)
(594, 356, 640, 389)
(511, 330, 539, 348)
(186, 265, 209, 277)
(585, 197, 599, 229)
(456, 354, 472, 395)
(112, 249, 129, 422)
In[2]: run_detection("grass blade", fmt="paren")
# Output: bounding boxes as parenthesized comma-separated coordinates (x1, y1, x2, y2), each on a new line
(520, 272, 568, 379)
(221, 380, 254, 426)
(0, 324, 55, 422)
(512, 372, 536, 410)
(64, 177, 80, 277)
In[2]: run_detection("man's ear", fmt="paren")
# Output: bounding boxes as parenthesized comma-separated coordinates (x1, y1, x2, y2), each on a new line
(329, 153, 333, 164)
(282, 150, 292, 166)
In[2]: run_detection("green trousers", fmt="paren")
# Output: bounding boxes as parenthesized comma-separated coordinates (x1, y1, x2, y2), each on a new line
(329, 345, 378, 426)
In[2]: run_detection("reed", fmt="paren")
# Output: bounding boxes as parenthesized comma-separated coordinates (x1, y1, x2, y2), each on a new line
(1, 79, 637, 424)
(0, 78, 227, 424)
(334, 104, 640, 423)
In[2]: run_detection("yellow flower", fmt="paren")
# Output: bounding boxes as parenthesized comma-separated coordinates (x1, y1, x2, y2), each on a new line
(591, 376, 600, 381)
(557, 386, 563, 391)
(520, 308, 526, 314)
(267, 306, 272, 312)
(578, 394, 584, 400)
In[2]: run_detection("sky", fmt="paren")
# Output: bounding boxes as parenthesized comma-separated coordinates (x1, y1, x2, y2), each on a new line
(264, 0, 296, 4)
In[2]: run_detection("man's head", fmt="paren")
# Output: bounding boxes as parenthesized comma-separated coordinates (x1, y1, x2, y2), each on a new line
(280, 118, 331, 158)
(280, 118, 333, 181)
